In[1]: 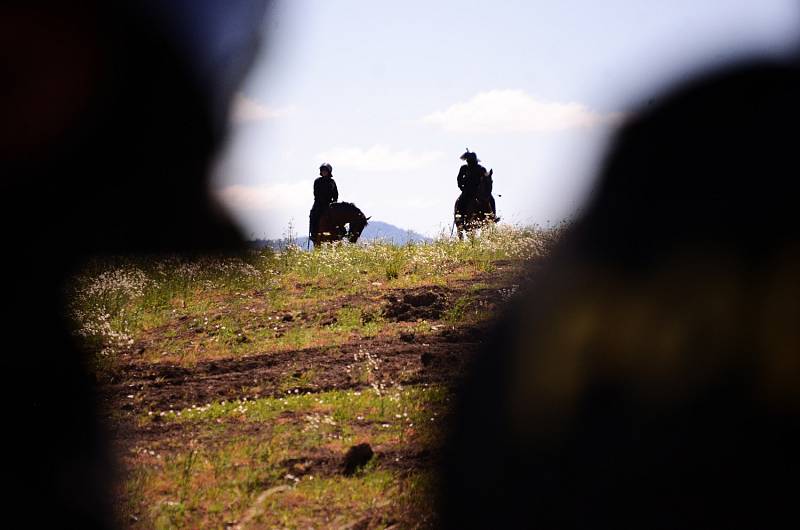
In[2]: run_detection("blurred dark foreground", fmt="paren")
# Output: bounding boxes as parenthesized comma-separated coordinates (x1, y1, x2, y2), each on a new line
(1, 1, 269, 527)
(442, 58, 800, 529)
(3, 2, 800, 528)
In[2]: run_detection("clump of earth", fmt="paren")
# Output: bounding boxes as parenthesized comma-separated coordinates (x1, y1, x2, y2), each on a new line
(382, 288, 448, 322)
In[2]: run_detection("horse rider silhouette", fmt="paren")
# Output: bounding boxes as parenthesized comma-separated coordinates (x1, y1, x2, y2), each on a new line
(455, 149, 498, 225)
(309, 162, 339, 244)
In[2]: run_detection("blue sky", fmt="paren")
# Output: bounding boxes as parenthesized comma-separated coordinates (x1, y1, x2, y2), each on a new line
(213, 0, 799, 239)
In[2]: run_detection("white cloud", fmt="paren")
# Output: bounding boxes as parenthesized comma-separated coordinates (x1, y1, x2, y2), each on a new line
(422, 89, 621, 134)
(215, 180, 310, 211)
(316, 145, 444, 172)
(231, 94, 296, 123)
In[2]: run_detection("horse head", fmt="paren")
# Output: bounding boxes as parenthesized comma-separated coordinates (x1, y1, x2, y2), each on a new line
(348, 210, 369, 243)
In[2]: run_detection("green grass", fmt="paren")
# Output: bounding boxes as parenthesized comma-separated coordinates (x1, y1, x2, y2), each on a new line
(134, 451, 435, 529)
(150, 385, 449, 434)
(443, 296, 472, 324)
(248, 470, 437, 528)
(70, 224, 561, 369)
(278, 368, 318, 394)
(124, 385, 449, 528)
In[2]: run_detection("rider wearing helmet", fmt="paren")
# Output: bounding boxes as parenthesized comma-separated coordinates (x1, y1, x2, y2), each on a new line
(309, 163, 339, 243)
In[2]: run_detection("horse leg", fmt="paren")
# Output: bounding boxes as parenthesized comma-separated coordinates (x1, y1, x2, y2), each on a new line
(455, 219, 465, 240)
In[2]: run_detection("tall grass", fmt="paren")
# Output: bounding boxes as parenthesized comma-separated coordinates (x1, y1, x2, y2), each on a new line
(69, 224, 563, 365)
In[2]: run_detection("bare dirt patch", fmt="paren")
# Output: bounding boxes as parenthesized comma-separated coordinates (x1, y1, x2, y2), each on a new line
(101, 326, 485, 418)
(382, 287, 450, 322)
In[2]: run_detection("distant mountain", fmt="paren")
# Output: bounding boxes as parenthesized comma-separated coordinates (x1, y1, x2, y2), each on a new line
(361, 221, 432, 244)
(249, 220, 432, 250)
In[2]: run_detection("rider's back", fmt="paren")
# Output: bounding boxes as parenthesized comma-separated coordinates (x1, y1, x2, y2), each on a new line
(314, 175, 338, 205)
(458, 163, 486, 194)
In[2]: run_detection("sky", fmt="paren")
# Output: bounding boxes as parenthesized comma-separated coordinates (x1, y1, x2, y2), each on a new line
(212, 0, 799, 239)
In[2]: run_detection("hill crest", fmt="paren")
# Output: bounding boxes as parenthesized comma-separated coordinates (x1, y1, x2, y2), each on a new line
(250, 220, 432, 250)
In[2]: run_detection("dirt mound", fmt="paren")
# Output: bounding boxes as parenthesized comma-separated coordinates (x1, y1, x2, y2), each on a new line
(382, 288, 449, 322)
(343, 443, 374, 476)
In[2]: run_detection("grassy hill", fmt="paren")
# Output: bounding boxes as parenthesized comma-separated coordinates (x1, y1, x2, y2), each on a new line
(71, 225, 561, 528)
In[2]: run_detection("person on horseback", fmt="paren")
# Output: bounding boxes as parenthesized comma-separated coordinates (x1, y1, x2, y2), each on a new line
(456, 150, 497, 222)
(309, 162, 338, 244)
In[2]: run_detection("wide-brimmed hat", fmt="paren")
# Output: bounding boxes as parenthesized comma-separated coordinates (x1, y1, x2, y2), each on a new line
(459, 150, 479, 163)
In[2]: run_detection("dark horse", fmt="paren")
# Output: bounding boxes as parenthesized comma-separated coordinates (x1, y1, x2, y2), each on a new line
(454, 194, 495, 239)
(313, 202, 370, 245)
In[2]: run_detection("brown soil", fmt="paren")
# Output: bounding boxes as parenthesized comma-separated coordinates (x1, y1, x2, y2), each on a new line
(382, 286, 449, 321)
(102, 325, 487, 416)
